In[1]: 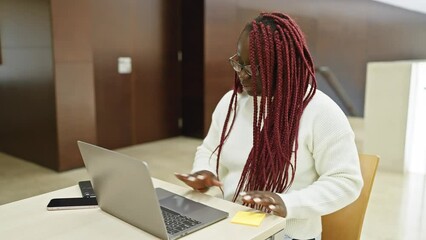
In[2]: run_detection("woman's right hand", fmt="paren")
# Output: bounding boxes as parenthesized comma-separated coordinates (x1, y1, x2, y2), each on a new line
(174, 170, 222, 193)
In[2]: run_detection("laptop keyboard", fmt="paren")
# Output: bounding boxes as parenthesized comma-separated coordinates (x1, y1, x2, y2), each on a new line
(161, 206, 201, 235)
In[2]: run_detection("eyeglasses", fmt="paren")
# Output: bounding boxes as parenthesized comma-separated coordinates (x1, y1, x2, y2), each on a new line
(229, 54, 257, 77)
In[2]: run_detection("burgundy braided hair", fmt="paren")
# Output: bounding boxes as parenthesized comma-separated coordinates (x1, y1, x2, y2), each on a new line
(214, 13, 317, 206)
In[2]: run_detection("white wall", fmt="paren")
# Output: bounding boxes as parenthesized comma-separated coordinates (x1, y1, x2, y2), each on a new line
(364, 61, 412, 172)
(372, 0, 426, 14)
(364, 60, 426, 173)
(405, 62, 426, 173)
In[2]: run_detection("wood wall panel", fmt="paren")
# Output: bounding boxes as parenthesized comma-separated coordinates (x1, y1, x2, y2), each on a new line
(313, 2, 370, 116)
(134, 1, 181, 142)
(51, 0, 97, 171)
(1, 0, 181, 171)
(204, 0, 239, 131)
(0, 0, 58, 169)
(50, 0, 93, 62)
(91, 0, 181, 149)
(53, 63, 96, 170)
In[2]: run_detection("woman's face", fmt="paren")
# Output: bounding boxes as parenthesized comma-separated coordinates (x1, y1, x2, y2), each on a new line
(235, 30, 262, 96)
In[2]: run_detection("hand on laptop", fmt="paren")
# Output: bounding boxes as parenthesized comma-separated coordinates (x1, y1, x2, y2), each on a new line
(239, 191, 287, 218)
(174, 171, 222, 193)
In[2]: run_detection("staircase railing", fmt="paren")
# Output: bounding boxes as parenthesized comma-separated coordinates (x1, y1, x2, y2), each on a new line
(315, 66, 359, 117)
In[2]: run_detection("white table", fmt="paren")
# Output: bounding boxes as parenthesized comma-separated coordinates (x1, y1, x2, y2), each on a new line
(0, 178, 286, 240)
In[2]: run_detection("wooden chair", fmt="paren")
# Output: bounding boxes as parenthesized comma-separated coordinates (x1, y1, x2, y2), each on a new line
(321, 154, 380, 240)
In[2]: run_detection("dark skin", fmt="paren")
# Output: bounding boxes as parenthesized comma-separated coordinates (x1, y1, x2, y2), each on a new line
(175, 28, 287, 218)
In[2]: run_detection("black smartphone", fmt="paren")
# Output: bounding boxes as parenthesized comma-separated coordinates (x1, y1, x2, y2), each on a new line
(78, 180, 96, 198)
(46, 197, 98, 211)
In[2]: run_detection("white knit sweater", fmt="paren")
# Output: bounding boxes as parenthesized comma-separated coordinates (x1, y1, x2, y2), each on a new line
(192, 90, 363, 239)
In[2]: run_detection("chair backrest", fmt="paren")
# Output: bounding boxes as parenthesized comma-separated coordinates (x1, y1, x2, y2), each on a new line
(321, 154, 379, 240)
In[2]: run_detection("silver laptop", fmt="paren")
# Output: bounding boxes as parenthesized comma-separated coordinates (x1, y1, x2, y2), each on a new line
(77, 141, 228, 240)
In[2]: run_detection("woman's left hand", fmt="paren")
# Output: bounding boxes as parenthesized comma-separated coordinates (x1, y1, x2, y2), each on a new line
(240, 191, 287, 218)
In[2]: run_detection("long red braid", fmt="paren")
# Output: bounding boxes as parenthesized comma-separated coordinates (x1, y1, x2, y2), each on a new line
(214, 13, 317, 206)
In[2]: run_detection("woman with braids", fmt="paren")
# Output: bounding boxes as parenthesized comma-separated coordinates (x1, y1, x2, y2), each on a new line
(175, 12, 363, 240)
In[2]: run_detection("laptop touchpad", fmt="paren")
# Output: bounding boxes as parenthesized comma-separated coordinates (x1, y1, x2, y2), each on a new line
(160, 194, 204, 215)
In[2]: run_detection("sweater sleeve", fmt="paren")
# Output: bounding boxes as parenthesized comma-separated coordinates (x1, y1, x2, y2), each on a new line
(280, 95, 364, 219)
(191, 91, 234, 175)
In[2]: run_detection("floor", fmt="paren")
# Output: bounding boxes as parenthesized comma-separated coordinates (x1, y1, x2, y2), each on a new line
(1, 136, 425, 240)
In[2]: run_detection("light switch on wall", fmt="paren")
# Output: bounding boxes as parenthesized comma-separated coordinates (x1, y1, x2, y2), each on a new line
(118, 57, 132, 74)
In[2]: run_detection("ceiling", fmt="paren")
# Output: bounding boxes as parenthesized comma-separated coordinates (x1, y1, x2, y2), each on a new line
(373, 0, 426, 14)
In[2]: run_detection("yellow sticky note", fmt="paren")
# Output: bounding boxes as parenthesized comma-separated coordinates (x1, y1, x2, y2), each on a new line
(231, 211, 266, 226)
